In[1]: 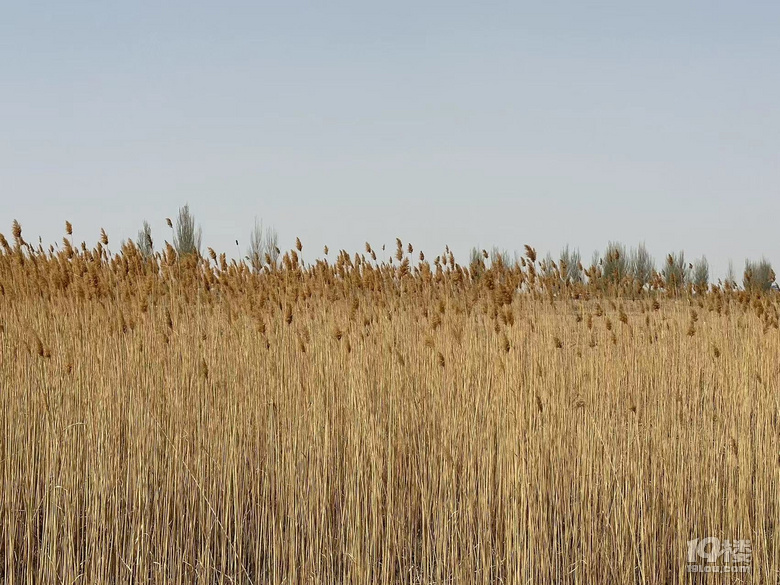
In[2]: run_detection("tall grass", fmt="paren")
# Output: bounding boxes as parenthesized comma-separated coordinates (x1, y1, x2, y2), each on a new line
(0, 223, 778, 583)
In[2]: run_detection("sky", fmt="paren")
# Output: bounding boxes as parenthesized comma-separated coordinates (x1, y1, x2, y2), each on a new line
(2, 1, 778, 280)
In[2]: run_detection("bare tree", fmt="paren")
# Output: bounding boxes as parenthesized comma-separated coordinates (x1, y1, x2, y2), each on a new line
(662, 251, 688, 292)
(264, 225, 279, 267)
(725, 259, 737, 290)
(136, 220, 154, 259)
(586, 250, 603, 285)
(692, 256, 709, 293)
(247, 218, 279, 271)
(490, 246, 510, 269)
(559, 245, 583, 284)
(173, 204, 202, 257)
(602, 241, 628, 285)
(629, 243, 654, 289)
(469, 247, 486, 279)
(743, 258, 775, 292)
(540, 252, 557, 280)
(247, 218, 266, 273)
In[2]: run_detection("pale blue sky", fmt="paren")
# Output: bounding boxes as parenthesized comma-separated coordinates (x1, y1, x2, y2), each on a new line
(2, 1, 778, 279)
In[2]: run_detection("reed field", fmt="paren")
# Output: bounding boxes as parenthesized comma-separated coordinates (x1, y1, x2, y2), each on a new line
(0, 222, 778, 584)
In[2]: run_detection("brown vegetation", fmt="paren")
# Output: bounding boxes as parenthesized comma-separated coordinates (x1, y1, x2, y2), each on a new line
(0, 222, 778, 583)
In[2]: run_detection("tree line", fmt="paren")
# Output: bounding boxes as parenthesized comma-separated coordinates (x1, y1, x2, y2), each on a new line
(139, 204, 776, 292)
